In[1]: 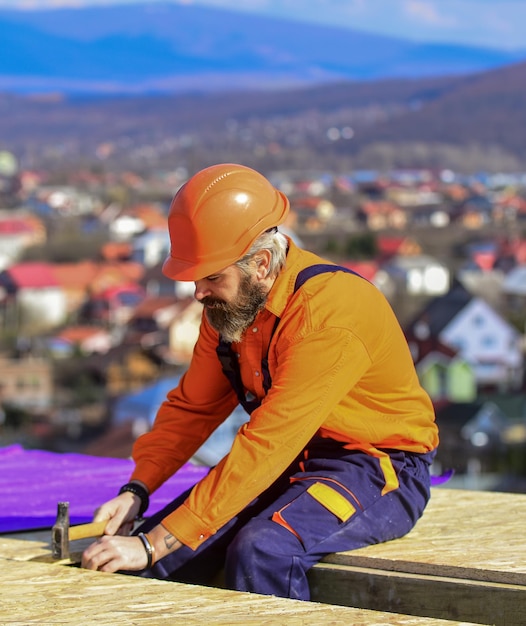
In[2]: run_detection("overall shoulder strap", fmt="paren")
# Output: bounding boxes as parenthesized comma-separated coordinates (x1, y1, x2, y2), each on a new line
(216, 263, 366, 414)
(216, 338, 260, 414)
(294, 263, 366, 292)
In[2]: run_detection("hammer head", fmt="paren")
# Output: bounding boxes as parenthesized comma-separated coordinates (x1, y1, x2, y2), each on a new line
(52, 501, 70, 560)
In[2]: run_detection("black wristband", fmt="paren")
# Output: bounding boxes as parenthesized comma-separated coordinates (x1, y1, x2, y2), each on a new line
(119, 482, 149, 517)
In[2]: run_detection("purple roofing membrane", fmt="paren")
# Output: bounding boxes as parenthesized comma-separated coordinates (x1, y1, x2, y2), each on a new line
(0, 444, 209, 533)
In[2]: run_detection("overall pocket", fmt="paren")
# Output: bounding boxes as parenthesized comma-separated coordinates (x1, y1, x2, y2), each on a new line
(271, 476, 362, 550)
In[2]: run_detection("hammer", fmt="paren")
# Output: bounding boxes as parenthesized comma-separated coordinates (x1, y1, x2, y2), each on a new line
(52, 501, 108, 560)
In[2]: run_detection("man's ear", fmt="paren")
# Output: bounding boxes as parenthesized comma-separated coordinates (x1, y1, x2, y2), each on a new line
(255, 249, 272, 280)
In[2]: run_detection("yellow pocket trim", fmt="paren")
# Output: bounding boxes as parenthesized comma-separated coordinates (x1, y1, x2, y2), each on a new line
(307, 482, 355, 522)
(379, 454, 399, 496)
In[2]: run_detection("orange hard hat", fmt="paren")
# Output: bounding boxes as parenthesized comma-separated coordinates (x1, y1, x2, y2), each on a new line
(162, 163, 290, 281)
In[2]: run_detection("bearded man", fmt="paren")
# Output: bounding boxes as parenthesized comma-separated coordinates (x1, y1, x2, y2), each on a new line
(82, 164, 439, 601)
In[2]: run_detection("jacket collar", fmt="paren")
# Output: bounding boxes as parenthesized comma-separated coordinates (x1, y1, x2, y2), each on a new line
(264, 237, 322, 319)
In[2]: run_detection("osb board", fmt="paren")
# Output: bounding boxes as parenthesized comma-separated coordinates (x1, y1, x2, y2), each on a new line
(0, 559, 470, 626)
(0, 531, 91, 565)
(324, 487, 526, 586)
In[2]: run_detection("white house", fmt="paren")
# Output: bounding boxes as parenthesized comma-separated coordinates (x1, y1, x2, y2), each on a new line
(439, 297, 523, 389)
(406, 281, 523, 391)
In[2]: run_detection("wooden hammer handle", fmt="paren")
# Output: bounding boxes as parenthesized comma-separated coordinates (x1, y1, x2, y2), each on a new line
(69, 520, 108, 541)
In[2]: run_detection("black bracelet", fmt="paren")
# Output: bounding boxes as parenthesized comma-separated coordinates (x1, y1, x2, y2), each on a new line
(118, 482, 149, 517)
(137, 532, 155, 569)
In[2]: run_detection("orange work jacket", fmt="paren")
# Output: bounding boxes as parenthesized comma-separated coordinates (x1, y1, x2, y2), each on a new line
(131, 239, 439, 549)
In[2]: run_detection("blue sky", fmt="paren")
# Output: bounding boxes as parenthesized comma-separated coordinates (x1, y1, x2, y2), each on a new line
(1, 0, 526, 51)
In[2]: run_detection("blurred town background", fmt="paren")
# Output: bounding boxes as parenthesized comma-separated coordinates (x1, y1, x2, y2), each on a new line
(1, 1, 526, 492)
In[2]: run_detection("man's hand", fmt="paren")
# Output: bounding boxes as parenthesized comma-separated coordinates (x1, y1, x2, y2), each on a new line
(81, 535, 148, 572)
(80, 491, 142, 571)
(92, 492, 142, 537)
(81, 519, 183, 572)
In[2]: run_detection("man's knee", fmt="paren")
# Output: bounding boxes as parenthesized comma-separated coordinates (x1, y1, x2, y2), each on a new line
(227, 517, 302, 568)
(225, 518, 307, 597)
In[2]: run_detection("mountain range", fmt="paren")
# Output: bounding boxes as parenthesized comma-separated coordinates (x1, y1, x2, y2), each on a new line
(1, 57, 525, 174)
(1, 2, 525, 94)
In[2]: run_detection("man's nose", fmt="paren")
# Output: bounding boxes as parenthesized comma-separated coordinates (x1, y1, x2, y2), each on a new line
(194, 280, 210, 301)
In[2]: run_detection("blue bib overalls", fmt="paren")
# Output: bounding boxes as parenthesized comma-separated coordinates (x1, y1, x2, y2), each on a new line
(134, 265, 435, 599)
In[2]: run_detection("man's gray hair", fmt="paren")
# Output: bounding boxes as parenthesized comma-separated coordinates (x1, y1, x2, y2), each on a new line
(235, 228, 288, 278)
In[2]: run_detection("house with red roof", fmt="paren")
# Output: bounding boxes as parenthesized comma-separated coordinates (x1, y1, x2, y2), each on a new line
(0, 262, 67, 331)
(0, 212, 46, 270)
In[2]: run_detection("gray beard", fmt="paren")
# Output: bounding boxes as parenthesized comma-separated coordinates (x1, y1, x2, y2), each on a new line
(203, 274, 268, 343)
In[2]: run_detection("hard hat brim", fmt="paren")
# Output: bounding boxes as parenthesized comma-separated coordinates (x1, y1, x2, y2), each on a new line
(162, 254, 230, 282)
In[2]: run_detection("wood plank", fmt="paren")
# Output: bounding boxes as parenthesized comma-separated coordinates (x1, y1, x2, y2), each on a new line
(309, 563, 526, 626)
(322, 487, 526, 585)
(7, 488, 524, 584)
(0, 530, 89, 565)
(3, 487, 525, 625)
(0, 559, 467, 625)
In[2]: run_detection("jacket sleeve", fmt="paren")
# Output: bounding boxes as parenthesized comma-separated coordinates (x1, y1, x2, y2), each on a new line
(130, 312, 239, 493)
(161, 288, 370, 548)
